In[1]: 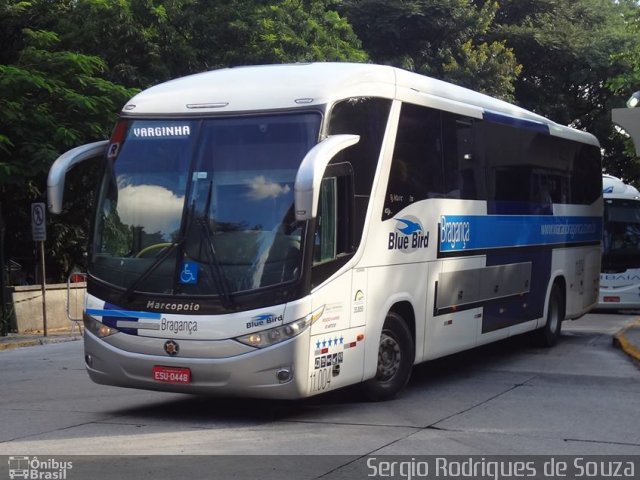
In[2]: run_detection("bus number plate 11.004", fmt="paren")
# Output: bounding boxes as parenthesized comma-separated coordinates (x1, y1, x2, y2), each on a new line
(152, 366, 192, 384)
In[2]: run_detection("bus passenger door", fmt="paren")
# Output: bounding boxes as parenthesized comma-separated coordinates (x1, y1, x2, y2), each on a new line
(307, 163, 366, 393)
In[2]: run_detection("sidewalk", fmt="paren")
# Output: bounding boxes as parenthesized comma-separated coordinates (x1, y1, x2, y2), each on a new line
(0, 328, 82, 351)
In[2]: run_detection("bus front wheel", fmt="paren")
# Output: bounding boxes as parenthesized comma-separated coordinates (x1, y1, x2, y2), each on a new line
(361, 311, 414, 401)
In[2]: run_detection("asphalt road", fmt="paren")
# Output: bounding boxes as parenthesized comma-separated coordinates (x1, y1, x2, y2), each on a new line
(0, 312, 638, 478)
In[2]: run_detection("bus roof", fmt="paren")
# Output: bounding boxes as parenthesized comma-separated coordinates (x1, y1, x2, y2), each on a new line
(603, 174, 640, 199)
(122, 63, 599, 147)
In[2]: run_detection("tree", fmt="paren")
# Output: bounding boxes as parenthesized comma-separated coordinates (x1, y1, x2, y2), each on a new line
(486, 0, 639, 177)
(52, 0, 367, 88)
(55, 0, 177, 87)
(225, 0, 368, 65)
(339, 0, 522, 101)
(0, 3, 137, 281)
(0, 0, 367, 285)
(606, 4, 640, 182)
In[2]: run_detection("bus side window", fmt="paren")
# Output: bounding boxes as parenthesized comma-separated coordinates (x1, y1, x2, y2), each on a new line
(311, 163, 355, 286)
(314, 177, 338, 264)
(383, 103, 442, 219)
(442, 113, 476, 199)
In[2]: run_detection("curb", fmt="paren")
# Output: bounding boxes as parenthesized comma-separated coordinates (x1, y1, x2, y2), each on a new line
(612, 320, 640, 363)
(0, 335, 81, 351)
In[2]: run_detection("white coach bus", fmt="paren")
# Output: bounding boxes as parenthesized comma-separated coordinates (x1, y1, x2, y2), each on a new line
(48, 63, 602, 400)
(599, 174, 640, 309)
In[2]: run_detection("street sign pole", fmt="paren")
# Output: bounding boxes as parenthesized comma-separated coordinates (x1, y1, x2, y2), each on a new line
(31, 203, 47, 337)
(39, 240, 47, 336)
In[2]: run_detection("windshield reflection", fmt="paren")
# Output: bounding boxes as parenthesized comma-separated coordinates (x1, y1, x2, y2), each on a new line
(90, 113, 320, 296)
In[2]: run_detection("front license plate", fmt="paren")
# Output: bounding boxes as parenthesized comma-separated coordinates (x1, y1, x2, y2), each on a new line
(152, 366, 191, 384)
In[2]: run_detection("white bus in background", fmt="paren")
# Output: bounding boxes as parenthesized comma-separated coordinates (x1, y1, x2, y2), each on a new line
(47, 63, 602, 400)
(599, 174, 640, 309)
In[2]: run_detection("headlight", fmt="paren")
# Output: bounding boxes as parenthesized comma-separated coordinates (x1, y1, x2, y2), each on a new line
(83, 313, 119, 338)
(235, 306, 324, 348)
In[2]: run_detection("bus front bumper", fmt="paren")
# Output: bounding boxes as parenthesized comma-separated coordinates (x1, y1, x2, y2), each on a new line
(83, 330, 311, 399)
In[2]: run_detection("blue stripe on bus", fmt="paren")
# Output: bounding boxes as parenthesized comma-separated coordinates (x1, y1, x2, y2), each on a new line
(483, 110, 550, 134)
(86, 308, 162, 319)
(439, 215, 602, 253)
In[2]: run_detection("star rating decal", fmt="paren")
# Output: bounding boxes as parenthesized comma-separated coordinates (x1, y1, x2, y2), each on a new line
(316, 336, 344, 349)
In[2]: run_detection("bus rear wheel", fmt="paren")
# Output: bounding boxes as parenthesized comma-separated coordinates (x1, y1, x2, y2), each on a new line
(361, 312, 414, 401)
(535, 284, 564, 347)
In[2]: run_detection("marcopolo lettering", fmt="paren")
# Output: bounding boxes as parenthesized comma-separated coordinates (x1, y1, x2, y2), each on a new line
(146, 300, 200, 312)
(388, 217, 429, 251)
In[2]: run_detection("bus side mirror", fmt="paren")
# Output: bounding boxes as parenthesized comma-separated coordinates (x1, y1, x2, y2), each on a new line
(294, 134, 359, 221)
(47, 140, 109, 214)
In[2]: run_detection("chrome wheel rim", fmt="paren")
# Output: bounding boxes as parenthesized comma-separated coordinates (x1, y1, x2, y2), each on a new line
(376, 331, 401, 381)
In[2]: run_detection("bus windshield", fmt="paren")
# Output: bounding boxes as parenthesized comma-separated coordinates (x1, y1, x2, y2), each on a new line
(602, 198, 640, 271)
(90, 113, 321, 296)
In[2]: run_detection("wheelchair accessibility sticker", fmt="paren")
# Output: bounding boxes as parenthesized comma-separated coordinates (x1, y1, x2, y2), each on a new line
(179, 261, 199, 284)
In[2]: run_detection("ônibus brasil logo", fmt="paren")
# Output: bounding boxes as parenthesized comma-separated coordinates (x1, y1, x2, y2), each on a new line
(388, 217, 429, 251)
(8, 456, 73, 479)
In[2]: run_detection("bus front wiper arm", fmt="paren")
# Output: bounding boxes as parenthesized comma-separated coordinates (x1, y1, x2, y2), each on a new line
(197, 217, 235, 309)
(120, 239, 183, 303)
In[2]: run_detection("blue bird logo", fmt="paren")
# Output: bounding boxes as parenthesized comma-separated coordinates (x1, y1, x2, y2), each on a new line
(397, 218, 422, 235)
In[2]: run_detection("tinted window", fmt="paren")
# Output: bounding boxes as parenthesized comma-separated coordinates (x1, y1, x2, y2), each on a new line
(383, 104, 477, 219)
(483, 119, 600, 210)
(442, 112, 478, 199)
(384, 103, 442, 219)
(328, 97, 391, 243)
(572, 144, 602, 204)
(383, 104, 600, 219)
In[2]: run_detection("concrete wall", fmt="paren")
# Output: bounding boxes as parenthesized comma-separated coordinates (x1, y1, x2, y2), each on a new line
(10, 283, 85, 333)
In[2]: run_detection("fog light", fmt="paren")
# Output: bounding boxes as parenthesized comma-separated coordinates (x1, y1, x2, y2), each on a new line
(85, 354, 93, 367)
(276, 368, 292, 383)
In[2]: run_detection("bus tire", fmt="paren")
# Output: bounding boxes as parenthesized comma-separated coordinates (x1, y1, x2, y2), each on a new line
(535, 284, 564, 347)
(361, 311, 414, 401)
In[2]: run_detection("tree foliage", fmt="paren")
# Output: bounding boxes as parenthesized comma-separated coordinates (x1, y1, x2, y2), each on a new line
(0, 1, 137, 280)
(51, 0, 367, 87)
(3, 0, 640, 286)
(489, 1, 632, 120)
(604, 4, 640, 181)
(486, 0, 639, 179)
(608, 6, 640, 96)
(0, 0, 367, 283)
(339, 0, 522, 101)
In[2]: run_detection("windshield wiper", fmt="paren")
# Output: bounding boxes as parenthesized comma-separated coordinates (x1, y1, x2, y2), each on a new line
(120, 238, 183, 303)
(196, 180, 235, 309)
(196, 218, 235, 309)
